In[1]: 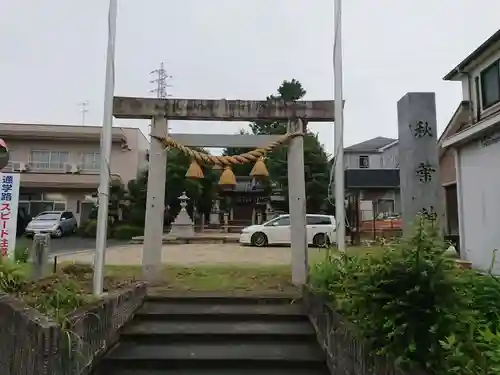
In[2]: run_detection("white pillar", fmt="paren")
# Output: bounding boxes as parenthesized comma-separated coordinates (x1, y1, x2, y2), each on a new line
(143, 115, 168, 281)
(287, 119, 308, 285)
(251, 207, 256, 225)
(334, 0, 346, 252)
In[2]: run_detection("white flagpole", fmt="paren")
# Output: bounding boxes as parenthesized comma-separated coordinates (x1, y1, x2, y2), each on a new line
(93, 0, 118, 296)
(334, 0, 346, 252)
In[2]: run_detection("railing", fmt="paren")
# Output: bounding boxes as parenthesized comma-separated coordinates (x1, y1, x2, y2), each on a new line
(303, 288, 429, 375)
(0, 282, 147, 375)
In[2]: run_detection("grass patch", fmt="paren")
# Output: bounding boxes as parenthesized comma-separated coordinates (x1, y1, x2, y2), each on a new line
(0, 243, 386, 322)
(105, 264, 299, 294)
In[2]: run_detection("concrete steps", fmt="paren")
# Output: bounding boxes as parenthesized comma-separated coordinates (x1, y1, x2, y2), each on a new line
(95, 296, 329, 375)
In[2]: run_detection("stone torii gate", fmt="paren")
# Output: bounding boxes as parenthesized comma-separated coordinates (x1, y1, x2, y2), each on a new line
(113, 96, 335, 285)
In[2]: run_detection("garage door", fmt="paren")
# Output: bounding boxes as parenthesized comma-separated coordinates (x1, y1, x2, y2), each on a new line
(459, 137, 500, 272)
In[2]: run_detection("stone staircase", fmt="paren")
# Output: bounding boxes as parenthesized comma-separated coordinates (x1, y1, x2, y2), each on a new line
(95, 295, 330, 375)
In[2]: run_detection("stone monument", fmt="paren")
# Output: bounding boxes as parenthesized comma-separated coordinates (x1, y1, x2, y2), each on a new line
(209, 199, 220, 225)
(169, 191, 195, 237)
(397, 92, 443, 234)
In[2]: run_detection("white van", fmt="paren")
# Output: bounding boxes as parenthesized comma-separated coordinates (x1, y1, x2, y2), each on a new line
(239, 214, 336, 247)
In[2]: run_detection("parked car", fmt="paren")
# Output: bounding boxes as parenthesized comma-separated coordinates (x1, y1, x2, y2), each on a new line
(239, 214, 336, 247)
(25, 211, 78, 238)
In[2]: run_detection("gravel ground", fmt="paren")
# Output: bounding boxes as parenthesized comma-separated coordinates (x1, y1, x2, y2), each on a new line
(56, 243, 325, 266)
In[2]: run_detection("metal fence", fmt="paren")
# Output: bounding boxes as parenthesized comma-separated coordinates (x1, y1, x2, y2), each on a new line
(349, 210, 403, 242)
(0, 283, 147, 375)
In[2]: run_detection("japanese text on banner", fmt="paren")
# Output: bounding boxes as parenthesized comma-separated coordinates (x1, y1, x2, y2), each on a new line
(0, 173, 20, 258)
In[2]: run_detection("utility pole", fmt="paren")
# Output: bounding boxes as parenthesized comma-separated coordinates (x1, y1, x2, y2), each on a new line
(333, 0, 346, 252)
(150, 62, 172, 98)
(93, 0, 117, 296)
(78, 101, 89, 125)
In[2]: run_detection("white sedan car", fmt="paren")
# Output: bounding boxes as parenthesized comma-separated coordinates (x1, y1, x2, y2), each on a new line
(239, 214, 336, 247)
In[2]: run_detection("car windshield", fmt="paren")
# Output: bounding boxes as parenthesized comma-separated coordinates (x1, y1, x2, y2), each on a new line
(35, 213, 60, 221)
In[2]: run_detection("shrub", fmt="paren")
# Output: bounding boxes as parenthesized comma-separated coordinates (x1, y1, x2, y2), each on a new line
(85, 220, 98, 237)
(75, 223, 88, 237)
(61, 263, 94, 277)
(438, 263, 500, 374)
(81, 220, 113, 238)
(113, 225, 143, 240)
(0, 258, 27, 293)
(29, 276, 96, 322)
(14, 244, 30, 263)
(310, 216, 476, 373)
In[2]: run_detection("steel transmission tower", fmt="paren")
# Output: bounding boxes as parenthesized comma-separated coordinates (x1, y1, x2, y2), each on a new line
(78, 101, 89, 125)
(150, 62, 172, 98)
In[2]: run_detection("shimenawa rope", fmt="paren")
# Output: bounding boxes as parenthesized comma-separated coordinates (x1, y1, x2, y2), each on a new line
(150, 132, 303, 166)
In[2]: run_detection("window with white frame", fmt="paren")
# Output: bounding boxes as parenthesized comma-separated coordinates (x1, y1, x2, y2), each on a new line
(81, 151, 101, 170)
(480, 59, 500, 109)
(30, 151, 69, 170)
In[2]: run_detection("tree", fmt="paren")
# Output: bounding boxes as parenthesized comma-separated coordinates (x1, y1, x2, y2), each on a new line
(234, 79, 331, 213)
(124, 147, 217, 226)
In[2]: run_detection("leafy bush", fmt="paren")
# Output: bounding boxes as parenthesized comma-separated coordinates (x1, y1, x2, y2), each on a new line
(438, 266, 500, 374)
(0, 258, 27, 293)
(310, 216, 500, 374)
(113, 225, 143, 240)
(61, 263, 94, 277)
(14, 244, 30, 263)
(27, 276, 96, 322)
(84, 220, 98, 237)
(80, 220, 113, 238)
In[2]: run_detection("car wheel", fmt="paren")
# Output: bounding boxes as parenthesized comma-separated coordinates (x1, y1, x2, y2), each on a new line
(251, 232, 268, 247)
(54, 227, 63, 238)
(313, 233, 330, 248)
(72, 225, 77, 234)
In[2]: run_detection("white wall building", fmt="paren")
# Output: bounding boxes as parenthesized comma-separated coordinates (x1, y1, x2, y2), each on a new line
(442, 29, 500, 272)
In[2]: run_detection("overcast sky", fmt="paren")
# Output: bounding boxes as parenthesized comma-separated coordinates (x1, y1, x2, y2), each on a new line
(1, 0, 499, 155)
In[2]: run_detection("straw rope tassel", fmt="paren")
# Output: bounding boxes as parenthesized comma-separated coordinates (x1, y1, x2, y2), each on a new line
(250, 156, 269, 178)
(185, 159, 204, 179)
(219, 166, 237, 186)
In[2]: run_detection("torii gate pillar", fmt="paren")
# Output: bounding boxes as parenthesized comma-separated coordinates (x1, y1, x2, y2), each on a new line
(288, 119, 308, 284)
(142, 115, 168, 281)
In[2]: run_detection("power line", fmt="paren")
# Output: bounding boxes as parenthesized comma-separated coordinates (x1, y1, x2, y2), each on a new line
(150, 62, 172, 98)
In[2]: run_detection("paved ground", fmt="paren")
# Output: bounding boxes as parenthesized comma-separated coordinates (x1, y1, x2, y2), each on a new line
(57, 243, 325, 266)
(17, 236, 127, 255)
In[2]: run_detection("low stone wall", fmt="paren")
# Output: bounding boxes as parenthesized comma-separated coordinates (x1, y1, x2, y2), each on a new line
(303, 288, 428, 375)
(0, 282, 147, 375)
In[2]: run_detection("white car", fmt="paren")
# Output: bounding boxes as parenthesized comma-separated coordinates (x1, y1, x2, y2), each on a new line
(239, 214, 336, 247)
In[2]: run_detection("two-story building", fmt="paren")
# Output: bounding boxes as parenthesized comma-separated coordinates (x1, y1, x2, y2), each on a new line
(343, 136, 401, 221)
(0, 123, 149, 224)
(441, 28, 500, 272)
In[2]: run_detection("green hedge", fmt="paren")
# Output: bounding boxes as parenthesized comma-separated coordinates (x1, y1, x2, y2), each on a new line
(310, 217, 500, 374)
(78, 220, 113, 238)
(77, 220, 142, 241)
(113, 225, 143, 240)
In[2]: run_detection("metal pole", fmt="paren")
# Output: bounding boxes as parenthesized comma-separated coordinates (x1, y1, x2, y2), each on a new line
(334, 0, 346, 252)
(93, 0, 118, 296)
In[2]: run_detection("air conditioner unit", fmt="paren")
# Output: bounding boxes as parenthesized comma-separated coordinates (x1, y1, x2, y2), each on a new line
(72, 164, 82, 174)
(12, 162, 30, 172)
(64, 163, 73, 173)
(19, 162, 30, 172)
(11, 162, 22, 172)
